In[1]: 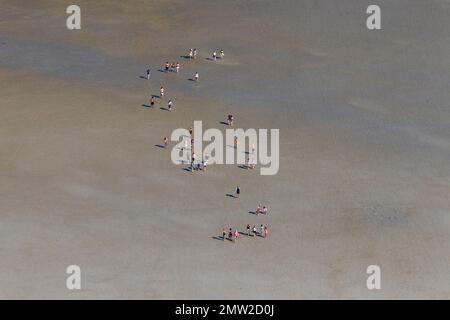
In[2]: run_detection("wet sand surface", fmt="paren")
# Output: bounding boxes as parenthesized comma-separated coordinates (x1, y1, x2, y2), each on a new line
(0, 0, 449, 298)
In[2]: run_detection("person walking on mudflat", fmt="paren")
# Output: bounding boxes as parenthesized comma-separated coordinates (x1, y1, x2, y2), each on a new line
(236, 186, 240, 198)
(264, 226, 268, 238)
(150, 96, 155, 107)
(222, 228, 227, 241)
(227, 114, 234, 127)
(168, 99, 173, 111)
(146, 68, 150, 80)
(160, 86, 165, 98)
(246, 224, 251, 237)
(194, 72, 199, 82)
(163, 137, 168, 148)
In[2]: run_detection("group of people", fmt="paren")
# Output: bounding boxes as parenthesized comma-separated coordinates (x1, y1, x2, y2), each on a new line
(212, 49, 225, 61)
(223, 228, 239, 242)
(189, 135, 210, 172)
(146, 48, 226, 110)
(147, 86, 172, 110)
(190, 153, 209, 172)
(159, 87, 175, 110)
(219, 178, 270, 242)
(188, 48, 225, 61)
(222, 224, 269, 242)
(188, 48, 198, 59)
(255, 204, 268, 215)
(164, 61, 180, 73)
(145, 48, 269, 244)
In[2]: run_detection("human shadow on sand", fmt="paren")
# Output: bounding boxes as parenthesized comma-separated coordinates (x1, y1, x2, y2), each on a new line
(142, 104, 152, 108)
(212, 236, 227, 242)
(154, 144, 166, 149)
(219, 121, 229, 126)
(160, 107, 171, 112)
(226, 193, 237, 198)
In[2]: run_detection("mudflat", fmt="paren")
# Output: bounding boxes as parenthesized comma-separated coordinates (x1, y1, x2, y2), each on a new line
(0, 0, 449, 299)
